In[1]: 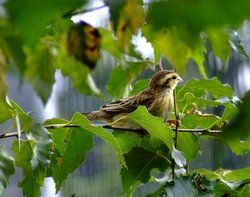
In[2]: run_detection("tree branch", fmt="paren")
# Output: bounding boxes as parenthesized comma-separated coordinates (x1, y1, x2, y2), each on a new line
(102, 125, 222, 134)
(0, 123, 222, 139)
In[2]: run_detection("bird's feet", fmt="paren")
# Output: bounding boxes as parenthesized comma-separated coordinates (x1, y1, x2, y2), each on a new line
(167, 119, 181, 127)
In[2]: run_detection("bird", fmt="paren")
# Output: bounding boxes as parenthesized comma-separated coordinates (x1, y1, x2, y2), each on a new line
(83, 70, 183, 129)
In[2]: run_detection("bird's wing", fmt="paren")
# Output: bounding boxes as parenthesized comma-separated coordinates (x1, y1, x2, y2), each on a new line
(101, 93, 154, 114)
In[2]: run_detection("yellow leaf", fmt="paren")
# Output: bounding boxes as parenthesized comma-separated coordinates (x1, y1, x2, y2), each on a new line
(155, 27, 192, 73)
(116, 0, 144, 49)
(67, 21, 101, 70)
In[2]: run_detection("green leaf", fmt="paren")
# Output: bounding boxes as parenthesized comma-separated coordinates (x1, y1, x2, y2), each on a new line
(26, 124, 52, 185)
(12, 140, 41, 197)
(9, 98, 33, 131)
(71, 112, 126, 168)
(206, 27, 230, 61)
(177, 90, 237, 122)
(221, 99, 238, 121)
(0, 100, 12, 124)
(178, 78, 234, 99)
(177, 78, 235, 120)
(130, 79, 149, 96)
(4, 97, 33, 146)
(113, 130, 141, 154)
(106, 62, 148, 99)
(148, 0, 250, 32)
(12, 123, 52, 196)
(45, 113, 126, 191)
(238, 184, 250, 197)
(141, 26, 161, 63)
(45, 118, 94, 192)
(57, 51, 102, 97)
(177, 133, 199, 161)
(214, 182, 236, 197)
(106, 65, 131, 99)
(223, 139, 250, 156)
(164, 176, 208, 197)
(154, 27, 198, 73)
(139, 135, 168, 154)
(25, 45, 56, 104)
(113, 131, 169, 156)
(0, 98, 31, 150)
(0, 69, 7, 99)
(228, 29, 249, 57)
(104, 0, 126, 32)
(146, 185, 167, 197)
(193, 169, 220, 180)
(181, 114, 221, 130)
(191, 97, 238, 121)
(221, 167, 250, 182)
(142, 24, 206, 77)
(112, 0, 144, 48)
(193, 167, 250, 195)
(98, 28, 122, 59)
(190, 43, 207, 78)
(120, 147, 170, 196)
(192, 167, 250, 185)
(219, 91, 250, 155)
(0, 144, 15, 196)
(128, 106, 173, 151)
(4, 36, 27, 76)
(171, 147, 186, 167)
(5, 0, 85, 45)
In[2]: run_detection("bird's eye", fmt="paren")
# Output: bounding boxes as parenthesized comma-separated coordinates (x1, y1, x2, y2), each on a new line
(172, 75, 177, 79)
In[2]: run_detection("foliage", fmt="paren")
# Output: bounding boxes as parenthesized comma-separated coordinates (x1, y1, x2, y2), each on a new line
(0, 144, 15, 196)
(0, 0, 250, 196)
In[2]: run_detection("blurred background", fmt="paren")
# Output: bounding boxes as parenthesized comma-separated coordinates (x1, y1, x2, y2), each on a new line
(2, 0, 250, 196)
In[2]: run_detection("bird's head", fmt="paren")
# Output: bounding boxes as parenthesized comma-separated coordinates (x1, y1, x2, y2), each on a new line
(149, 70, 183, 91)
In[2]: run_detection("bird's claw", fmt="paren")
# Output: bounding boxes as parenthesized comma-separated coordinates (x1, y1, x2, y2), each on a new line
(167, 119, 181, 127)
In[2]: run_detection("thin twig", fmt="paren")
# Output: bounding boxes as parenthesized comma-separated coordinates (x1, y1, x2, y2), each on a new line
(0, 131, 23, 139)
(158, 58, 163, 71)
(174, 128, 222, 133)
(63, 4, 107, 18)
(62, 2, 152, 18)
(172, 87, 180, 178)
(173, 89, 180, 146)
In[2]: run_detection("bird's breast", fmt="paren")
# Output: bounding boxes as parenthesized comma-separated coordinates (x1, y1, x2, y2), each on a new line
(149, 95, 173, 121)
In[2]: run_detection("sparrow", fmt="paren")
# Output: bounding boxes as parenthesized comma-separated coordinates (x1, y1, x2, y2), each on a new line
(83, 70, 183, 128)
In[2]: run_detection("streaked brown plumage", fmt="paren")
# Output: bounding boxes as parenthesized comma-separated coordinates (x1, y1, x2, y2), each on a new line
(83, 70, 183, 128)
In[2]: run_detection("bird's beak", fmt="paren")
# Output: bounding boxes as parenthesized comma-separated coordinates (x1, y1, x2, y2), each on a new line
(177, 76, 183, 83)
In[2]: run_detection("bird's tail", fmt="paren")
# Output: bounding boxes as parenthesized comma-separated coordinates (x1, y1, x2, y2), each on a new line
(82, 110, 103, 120)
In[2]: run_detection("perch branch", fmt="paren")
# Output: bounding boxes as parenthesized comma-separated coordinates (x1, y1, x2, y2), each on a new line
(101, 125, 222, 134)
(0, 124, 222, 139)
